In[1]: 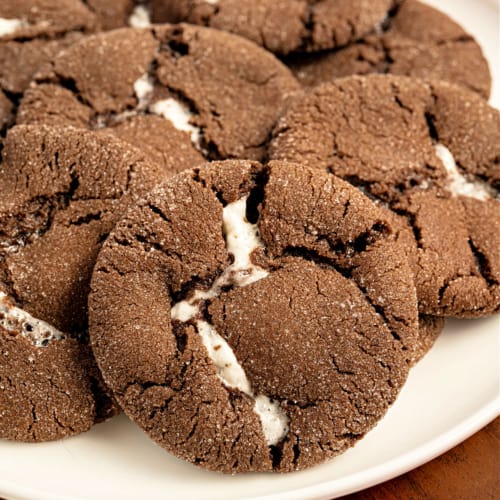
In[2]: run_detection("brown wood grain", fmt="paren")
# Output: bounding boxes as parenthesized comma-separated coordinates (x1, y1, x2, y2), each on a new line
(341, 417, 500, 500)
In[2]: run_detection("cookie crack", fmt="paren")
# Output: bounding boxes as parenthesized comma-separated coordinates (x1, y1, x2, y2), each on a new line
(378, 38, 395, 74)
(88, 374, 116, 422)
(390, 84, 414, 115)
(435, 34, 474, 47)
(37, 71, 94, 110)
(0, 162, 120, 258)
(341, 174, 386, 204)
(0, 266, 23, 307)
(3, 23, 94, 44)
(0, 88, 20, 135)
(467, 238, 498, 287)
(27, 397, 38, 439)
(379, 1, 403, 34)
(392, 207, 424, 250)
(424, 111, 439, 142)
(67, 211, 103, 227)
(436, 273, 493, 313)
(297, 2, 316, 52)
(282, 217, 391, 260)
(146, 202, 171, 224)
(246, 165, 270, 224)
(281, 246, 404, 345)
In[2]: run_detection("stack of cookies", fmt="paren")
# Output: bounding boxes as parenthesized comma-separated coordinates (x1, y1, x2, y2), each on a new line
(0, 0, 498, 474)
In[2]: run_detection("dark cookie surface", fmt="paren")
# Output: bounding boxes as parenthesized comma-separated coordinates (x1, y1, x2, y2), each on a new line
(0, 0, 96, 133)
(270, 75, 500, 318)
(150, 0, 395, 55)
(17, 24, 301, 165)
(0, 0, 141, 135)
(89, 160, 418, 473)
(414, 315, 445, 364)
(84, 0, 136, 30)
(286, 0, 491, 99)
(0, 125, 167, 442)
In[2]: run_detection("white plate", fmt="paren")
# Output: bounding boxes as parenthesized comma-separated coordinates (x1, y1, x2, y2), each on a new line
(1, 1, 499, 498)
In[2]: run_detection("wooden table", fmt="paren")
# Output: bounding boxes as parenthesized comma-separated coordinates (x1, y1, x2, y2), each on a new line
(341, 417, 499, 499)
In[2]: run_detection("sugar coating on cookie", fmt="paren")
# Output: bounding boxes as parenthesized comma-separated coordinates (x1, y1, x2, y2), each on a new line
(0, 0, 123, 133)
(150, 0, 395, 55)
(89, 160, 418, 473)
(270, 74, 500, 317)
(285, 0, 491, 99)
(0, 124, 168, 442)
(17, 24, 301, 163)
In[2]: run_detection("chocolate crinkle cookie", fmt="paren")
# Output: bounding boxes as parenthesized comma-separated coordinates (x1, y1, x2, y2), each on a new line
(0, 0, 151, 134)
(0, 124, 168, 442)
(89, 160, 418, 473)
(149, 0, 397, 55)
(285, 0, 491, 99)
(270, 74, 500, 318)
(17, 24, 301, 169)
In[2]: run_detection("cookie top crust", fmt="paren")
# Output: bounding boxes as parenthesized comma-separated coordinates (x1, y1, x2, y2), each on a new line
(89, 160, 418, 473)
(0, 0, 96, 102)
(0, 1, 143, 135)
(286, 0, 491, 99)
(0, 0, 96, 41)
(17, 24, 301, 164)
(149, 0, 396, 55)
(0, 124, 167, 442)
(270, 75, 500, 317)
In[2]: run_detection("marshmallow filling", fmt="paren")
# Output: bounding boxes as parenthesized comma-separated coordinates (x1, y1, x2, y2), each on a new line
(0, 292, 65, 347)
(435, 143, 497, 201)
(171, 197, 289, 446)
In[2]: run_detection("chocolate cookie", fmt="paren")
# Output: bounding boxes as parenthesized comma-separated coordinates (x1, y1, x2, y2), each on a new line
(0, 1, 96, 131)
(0, 125, 167, 442)
(414, 315, 445, 363)
(17, 24, 301, 165)
(285, 0, 491, 99)
(150, 0, 396, 55)
(0, 89, 13, 131)
(84, 0, 136, 30)
(89, 160, 418, 472)
(270, 75, 500, 318)
(0, 0, 148, 135)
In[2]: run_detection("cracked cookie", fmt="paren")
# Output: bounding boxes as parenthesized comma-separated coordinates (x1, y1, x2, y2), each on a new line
(149, 0, 396, 55)
(0, 124, 168, 442)
(270, 74, 500, 317)
(0, 0, 143, 135)
(17, 24, 301, 168)
(89, 160, 418, 472)
(285, 0, 491, 99)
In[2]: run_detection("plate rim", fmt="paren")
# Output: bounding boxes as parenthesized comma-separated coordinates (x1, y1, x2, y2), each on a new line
(1, 398, 498, 500)
(254, 397, 500, 499)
